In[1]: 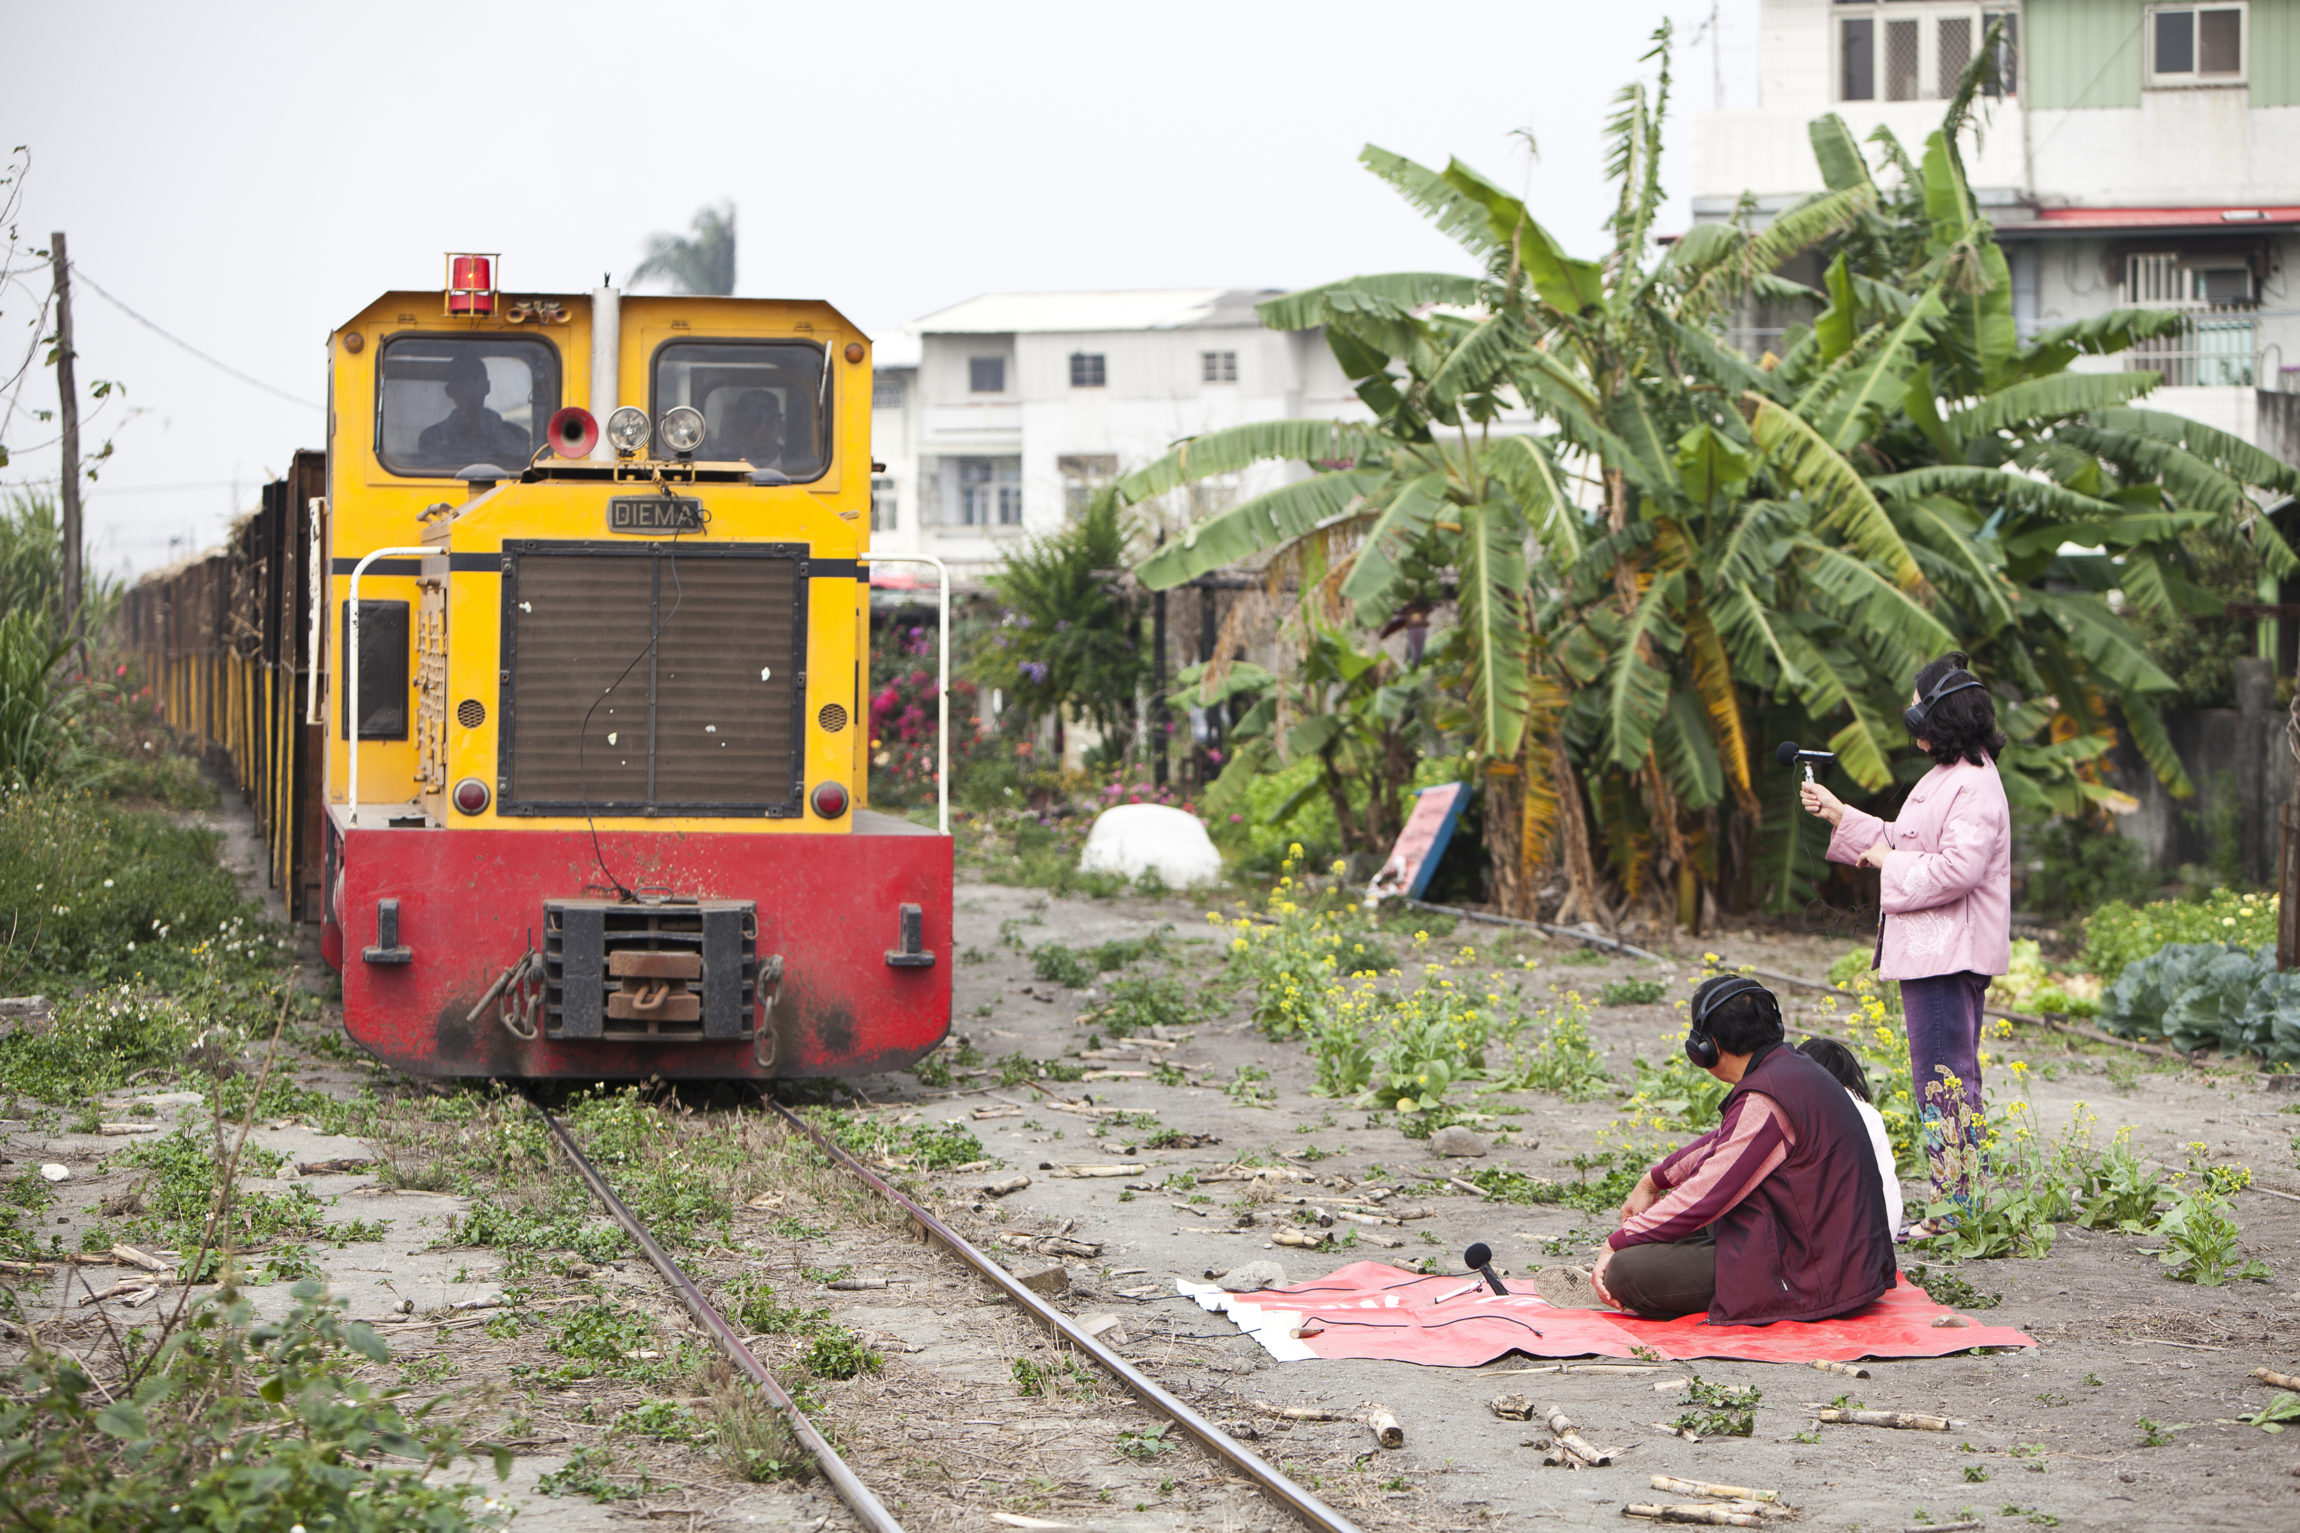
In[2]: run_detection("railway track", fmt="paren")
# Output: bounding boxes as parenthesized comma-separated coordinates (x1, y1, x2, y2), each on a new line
(533, 1093, 1368, 1533)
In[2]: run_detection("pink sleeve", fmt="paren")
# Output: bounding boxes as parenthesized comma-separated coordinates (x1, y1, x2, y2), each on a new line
(1881, 784, 2004, 913)
(1609, 1095, 1794, 1250)
(1648, 1125, 1721, 1192)
(1828, 805, 1890, 866)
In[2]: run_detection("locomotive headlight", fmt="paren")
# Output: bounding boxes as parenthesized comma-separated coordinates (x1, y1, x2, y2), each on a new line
(659, 405, 706, 456)
(452, 777, 491, 815)
(604, 406, 650, 456)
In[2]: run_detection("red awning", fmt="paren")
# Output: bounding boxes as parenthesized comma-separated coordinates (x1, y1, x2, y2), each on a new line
(1997, 205, 2300, 235)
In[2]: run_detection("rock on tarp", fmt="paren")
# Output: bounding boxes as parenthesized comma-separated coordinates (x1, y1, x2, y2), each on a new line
(1078, 804, 1223, 889)
(1177, 1261, 2035, 1366)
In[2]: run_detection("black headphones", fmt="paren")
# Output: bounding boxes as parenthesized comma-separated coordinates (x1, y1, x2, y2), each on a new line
(1686, 976, 1777, 1069)
(1904, 658, 1985, 737)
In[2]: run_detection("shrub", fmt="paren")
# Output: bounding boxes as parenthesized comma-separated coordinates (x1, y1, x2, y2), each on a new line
(2082, 890, 2278, 983)
(0, 1281, 507, 1531)
(1599, 978, 1666, 1006)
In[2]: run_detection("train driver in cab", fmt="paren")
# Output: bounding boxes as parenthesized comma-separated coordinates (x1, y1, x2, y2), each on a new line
(724, 389, 788, 475)
(419, 351, 533, 471)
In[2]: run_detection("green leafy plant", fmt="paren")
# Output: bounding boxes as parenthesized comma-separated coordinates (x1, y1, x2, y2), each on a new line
(1117, 1421, 1172, 1459)
(802, 1327, 882, 1380)
(2145, 1183, 2269, 1285)
(536, 1446, 652, 1502)
(0, 1281, 508, 1531)
(1901, 1264, 2001, 1310)
(1599, 978, 1666, 1006)
(2240, 1392, 2300, 1432)
(1674, 1375, 1761, 1437)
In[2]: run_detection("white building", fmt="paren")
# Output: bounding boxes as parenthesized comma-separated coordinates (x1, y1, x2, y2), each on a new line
(865, 289, 1364, 581)
(1693, 0, 2300, 442)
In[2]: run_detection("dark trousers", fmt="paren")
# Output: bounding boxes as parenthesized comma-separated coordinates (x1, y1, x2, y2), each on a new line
(1606, 1226, 1715, 1319)
(1900, 969, 1990, 1208)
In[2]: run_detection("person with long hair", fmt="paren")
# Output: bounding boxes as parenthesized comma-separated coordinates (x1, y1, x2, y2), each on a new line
(1798, 652, 2012, 1226)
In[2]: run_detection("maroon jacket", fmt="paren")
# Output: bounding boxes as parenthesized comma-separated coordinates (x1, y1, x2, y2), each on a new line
(1709, 1042, 1897, 1325)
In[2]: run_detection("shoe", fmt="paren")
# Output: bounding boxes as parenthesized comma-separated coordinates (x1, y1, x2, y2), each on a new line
(1529, 1265, 1604, 1309)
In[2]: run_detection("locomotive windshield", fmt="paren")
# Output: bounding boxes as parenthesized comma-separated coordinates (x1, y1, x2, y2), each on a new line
(651, 341, 829, 480)
(376, 335, 560, 477)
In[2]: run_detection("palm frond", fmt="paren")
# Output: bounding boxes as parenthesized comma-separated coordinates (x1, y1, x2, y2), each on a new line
(1458, 500, 1533, 758)
(1682, 602, 1755, 811)
(1135, 469, 1384, 589)
(1427, 314, 1522, 409)
(1357, 146, 1504, 264)
(1808, 114, 1876, 192)
(1868, 464, 2124, 523)
(2118, 693, 2194, 796)
(1487, 433, 1588, 567)
(1944, 371, 2159, 441)
(1112, 421, 1382, 505)
(2089, 407, 2300, 494)
(1654, 690, 1725, 811)
(1677, 185, 1876, 319)
(1601, 572, 1686, 772)
(1795, 539, 1958, 661)
(1747, 395, 1924, 586)
(1339, 472, 1450, 612)
(1255, 273, 1493, 332)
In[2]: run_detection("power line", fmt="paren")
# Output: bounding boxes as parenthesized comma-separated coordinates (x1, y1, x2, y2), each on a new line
(67, 264, 320, 410)
(3, 476, 245, 496)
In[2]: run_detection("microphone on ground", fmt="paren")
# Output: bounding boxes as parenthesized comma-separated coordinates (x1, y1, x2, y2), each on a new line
(1464, 1241, 1509, 1296)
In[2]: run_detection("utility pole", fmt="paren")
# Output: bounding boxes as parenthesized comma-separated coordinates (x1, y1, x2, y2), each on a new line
(50, 232, 81, 650)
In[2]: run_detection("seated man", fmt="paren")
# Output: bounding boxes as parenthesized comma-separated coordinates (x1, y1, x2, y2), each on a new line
(721, 388, 786, 471)
(1536, 975, 1896, 1324)
(416, 352, 533, 471)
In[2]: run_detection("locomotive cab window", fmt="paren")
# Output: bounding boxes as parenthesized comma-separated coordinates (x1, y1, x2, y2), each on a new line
(375, 336, 560, 477)
(651, 341, 829, 480)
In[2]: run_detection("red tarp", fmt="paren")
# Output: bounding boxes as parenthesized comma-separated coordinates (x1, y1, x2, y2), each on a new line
(1183, 1261, 2035, 1366)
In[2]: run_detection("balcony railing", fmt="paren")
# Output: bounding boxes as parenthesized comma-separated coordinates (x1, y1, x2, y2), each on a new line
(2122, 308, 2260, 388)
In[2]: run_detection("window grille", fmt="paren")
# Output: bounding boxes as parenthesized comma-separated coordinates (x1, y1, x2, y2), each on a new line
(1201, 350, 1238, 383)
(968, 357, 1005, 393)
(958, 458, 1023, 527)
(1069, 353, 1107, 388)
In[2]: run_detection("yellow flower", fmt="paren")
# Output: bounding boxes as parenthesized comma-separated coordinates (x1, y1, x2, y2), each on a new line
(1414, 931, 1429, 945)
(1289, 842, 1304, 859)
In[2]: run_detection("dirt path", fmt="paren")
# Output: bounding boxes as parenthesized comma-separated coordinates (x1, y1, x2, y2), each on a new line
(13, 780, 2300, 1530)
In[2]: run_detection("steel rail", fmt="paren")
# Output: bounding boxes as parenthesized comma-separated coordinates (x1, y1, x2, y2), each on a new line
(530, 1102, 906, 1533)
(761, 1097, 1369, 1533)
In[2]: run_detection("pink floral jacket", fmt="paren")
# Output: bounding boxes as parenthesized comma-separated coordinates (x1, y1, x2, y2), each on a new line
(1826, 758, 2012, 981)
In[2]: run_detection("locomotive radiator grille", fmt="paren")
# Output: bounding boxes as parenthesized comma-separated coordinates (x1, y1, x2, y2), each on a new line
(543, 899, 758, 1042)
(499, 541, 808, 816)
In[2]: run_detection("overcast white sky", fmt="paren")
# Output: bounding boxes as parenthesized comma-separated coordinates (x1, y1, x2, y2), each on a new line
(0, 0, 1756, 577)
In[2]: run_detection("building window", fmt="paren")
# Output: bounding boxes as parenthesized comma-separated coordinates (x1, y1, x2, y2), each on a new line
(1069, 352, 1106, 388)
(2149, 4, 2245, 86)
(958, 458, 1023, 527)
(2122, 251, 2256, 386)
(1837, 5, 2018, 102)
(968, 356, 1006, 394)
(872, 374, 905, 410)
(1059, 455, 1118, 519)
(1201, 350, 1238, 383)
(871, 475, 897, 532)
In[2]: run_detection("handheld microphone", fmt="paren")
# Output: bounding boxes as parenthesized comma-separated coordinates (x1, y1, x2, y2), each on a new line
(1463, 1241, 1509, 1296)
(1775, 741, 1836, 784)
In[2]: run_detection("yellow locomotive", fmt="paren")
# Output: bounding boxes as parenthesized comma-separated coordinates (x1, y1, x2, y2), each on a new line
(125, 258, 952, 1080)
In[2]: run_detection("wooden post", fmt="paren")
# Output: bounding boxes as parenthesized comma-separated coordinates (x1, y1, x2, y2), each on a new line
(2283, 804, 2300, 972)
(49, 231, 81, 649)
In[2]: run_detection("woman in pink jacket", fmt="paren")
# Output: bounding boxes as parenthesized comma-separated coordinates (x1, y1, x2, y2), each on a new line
(1799, 652, 2011, 1221)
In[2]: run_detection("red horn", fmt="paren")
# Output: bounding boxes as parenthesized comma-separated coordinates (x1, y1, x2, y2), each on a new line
(546, 406, 598, 459)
